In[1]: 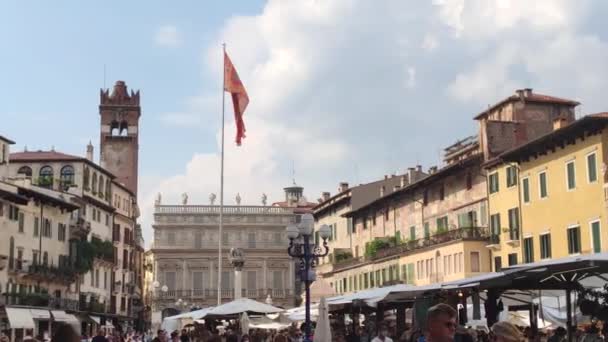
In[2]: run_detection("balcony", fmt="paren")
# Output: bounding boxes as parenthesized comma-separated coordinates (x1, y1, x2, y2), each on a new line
(151, 288, 293, 301)
(486, 234, 501, 249)
(24, 263, 78, 285)
(69, 216, 91, 239)
(506, 228, 520, 246)
(155, 205, 294, 215)
(369, 227, 489, 261)
(4, 293, 79, 311)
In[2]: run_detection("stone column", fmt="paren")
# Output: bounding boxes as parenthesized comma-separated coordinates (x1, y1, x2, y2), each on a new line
(288, 261, 294, 293)
(234, 269, 243, 299)
(208, 260, 214, 289)
(182, 259, 187, 296)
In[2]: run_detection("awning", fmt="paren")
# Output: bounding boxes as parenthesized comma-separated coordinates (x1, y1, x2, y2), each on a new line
(30, 309, 51, 320)
(76, 314, 98, 325)
(5, 307, 36, 329)
(90, 316, 101, 325)
(51, 310, 79, 324)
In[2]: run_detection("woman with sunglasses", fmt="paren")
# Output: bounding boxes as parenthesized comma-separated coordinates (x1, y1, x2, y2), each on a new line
(490, 322, 523, 342)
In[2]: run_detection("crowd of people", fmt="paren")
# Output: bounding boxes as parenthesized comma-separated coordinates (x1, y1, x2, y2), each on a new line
(4, 305, 608, 342)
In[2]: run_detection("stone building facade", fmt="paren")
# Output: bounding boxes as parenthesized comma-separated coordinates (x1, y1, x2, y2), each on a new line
(150, 197, 298, 317)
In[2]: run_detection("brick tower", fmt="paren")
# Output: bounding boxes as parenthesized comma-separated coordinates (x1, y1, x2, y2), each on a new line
(99, 80, 141, 196)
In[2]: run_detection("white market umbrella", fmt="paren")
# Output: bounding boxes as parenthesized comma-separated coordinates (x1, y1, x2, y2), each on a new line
(241, 312, 250, 335)
(314, 297, 331, 341)
(202, 298, 283, 318)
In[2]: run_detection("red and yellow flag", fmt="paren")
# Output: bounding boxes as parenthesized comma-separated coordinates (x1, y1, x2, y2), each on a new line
(224, 52, 249, 146)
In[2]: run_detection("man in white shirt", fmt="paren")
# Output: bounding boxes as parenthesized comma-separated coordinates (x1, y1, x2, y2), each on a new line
(371, 324, 393, 342)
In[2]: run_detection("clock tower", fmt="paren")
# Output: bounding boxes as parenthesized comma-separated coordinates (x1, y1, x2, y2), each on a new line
(99, 80, 141, 196)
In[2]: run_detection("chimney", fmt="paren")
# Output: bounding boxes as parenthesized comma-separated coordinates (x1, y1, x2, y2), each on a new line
(524, 88, 533, 97)
(393, 185, 400, 192)
(86, 142, 94, 162)
(321, 192, 331, 202)
(553, 116, 570, 131)
(380, 185, 385, 197)
(429, 166, 438, 174)
(400, 175, 407, 188)
(416, 165, 422, 173)
(338, 182, 349, 192)
(516, 89, 525, 101)
(384, 175, 388, 180)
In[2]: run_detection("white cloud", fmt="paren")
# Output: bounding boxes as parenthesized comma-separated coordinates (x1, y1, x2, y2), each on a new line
(140, 0, 608, 246)
(155, 25, 182, 47)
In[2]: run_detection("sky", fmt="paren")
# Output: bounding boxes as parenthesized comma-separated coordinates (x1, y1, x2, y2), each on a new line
(2, 0, 608, 247)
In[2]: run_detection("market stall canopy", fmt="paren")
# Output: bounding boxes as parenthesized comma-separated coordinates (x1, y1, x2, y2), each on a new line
(5, 308, 35, 329)
(201, 298, 283, 318)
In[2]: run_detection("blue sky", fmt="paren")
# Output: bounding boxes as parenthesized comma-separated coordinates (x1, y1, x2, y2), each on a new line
(3, 1, 608, 245)
(0, 1, 263, 179)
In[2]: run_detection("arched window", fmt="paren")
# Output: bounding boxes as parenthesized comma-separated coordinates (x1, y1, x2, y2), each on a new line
(98, 176, 104, 198)
(120, 121, 128, 136)
(111, 121, 120, 136)
(60, 165, 75, 188)
(17, 166, 32, 178)
(83, 166, 90, 190)
(39, 166, 54, 188)
(92, 173, 98, 194)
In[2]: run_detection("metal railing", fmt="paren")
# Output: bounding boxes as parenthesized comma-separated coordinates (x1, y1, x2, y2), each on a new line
(152, 288, 292, 301)
(155, 205, 294, 215)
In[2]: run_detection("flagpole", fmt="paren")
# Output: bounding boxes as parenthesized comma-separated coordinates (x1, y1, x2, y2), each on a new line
(218, 43, 226, 306)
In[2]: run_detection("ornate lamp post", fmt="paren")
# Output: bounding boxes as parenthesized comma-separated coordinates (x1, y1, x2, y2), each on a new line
(286, 213, 331, 342)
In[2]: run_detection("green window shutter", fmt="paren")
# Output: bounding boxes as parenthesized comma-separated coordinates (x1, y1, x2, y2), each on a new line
(407, 263, 414, 284)
(567, 162, 576, 189)
(522, 178, 530, 203)
(424, 223, 430, 238)
(409, 226, 416, 240)
(539, 172, 548, 198)
(588, 153, 597, 182)
(592, 221, 601, 253)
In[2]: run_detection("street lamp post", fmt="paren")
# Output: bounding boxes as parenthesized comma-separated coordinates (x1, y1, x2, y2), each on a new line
(286, 213, 331, 342)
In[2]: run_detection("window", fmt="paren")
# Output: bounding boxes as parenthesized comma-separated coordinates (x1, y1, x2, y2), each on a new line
(43, 251, 48, 265)
(167, 232, 176, 246)
(348, 218, 355, 234)
(98, 176, 104, 198)
(587, 153, 598, 183)
(92, 173, 98, 194)
(466, 172, 473, 190)
(508, 253, 518, 266)
(105, 214, 109, 226)
(590, 220, 601, 253)
(439, 184, 445, 201)
(246, 271, 257, 290)
(18, 166, 32, 177)
(83, 166, 90, 190)
(193, 271, 204, 290)
(489, 172, 499, 194)
(18, 212, 24, 233)
(60, 165, 75, 188)
(39, 165, 54, 188)
(409, 226, 416, 240)
(372, 214, 376, 226)
(470, 252, 480, 272)
(494, 257, 502, 272)
(43, 219, 52, 238)
(8, 205, 19, 221)
(508, 208, 519, 241)
(395, 231, 401, 244)
(423, 190, 428, 206)
(384, 209, 389, 221)
(272, 271, 283, 289)
(165, 271, 177, 290)
(458, 211, 477, 228)
(104, 271, 108, 289)
(539, 171, 548, 198)
(424, 222, 430, 238)
(95, 269, 100, 288)
(540, 234, 551, 259)
(58, 223, 66, 241)
(522, 178, 530, 203)
(506, 166, 517, 187)
(436, 216, 448, 232)
(490, 214, 501, 239)
(363, 217, 368, 230)
(567, 226, 581, 254)
(34, 218, 39, 237)
(523, 237, 534, 263)
(566, 161, 576, 190)
(248, 232, 256, 248)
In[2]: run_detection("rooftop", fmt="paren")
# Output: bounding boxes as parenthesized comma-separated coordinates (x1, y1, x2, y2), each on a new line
(474, 89, 580, 120)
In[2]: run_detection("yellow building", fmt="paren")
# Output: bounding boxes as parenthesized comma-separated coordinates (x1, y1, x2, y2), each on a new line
(486, 114, 608, 269)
